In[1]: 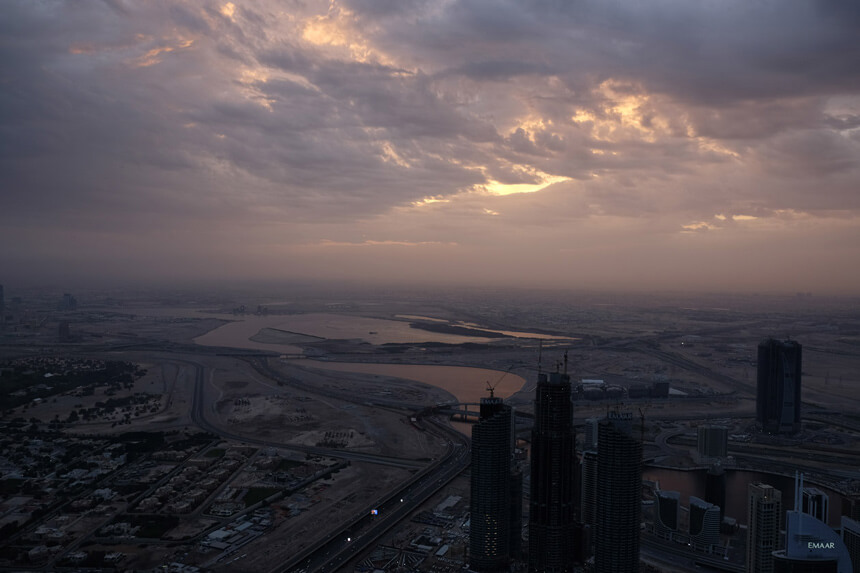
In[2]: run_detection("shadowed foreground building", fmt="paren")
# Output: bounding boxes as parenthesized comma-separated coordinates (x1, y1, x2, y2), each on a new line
(689, 496, 721, 551)
(841, 516, 860, 573)
(529, 369, 575, 572)
(757, 338, 802, 434)
(470, 395, 515, 571)
(654, 490, 680, 540)
(594, 411, 642, 573)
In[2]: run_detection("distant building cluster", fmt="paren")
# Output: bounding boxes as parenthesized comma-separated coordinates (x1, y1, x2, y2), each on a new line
(469, 359, 643, 572)
(574, 379, 670, 401)
(464, 339, 860, 573)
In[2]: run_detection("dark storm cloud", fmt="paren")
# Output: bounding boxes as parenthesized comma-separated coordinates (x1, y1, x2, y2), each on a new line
(2, 0, 859, 290)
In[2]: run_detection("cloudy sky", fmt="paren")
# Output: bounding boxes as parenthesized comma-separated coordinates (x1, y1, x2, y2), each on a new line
(3, 0, 860, 293)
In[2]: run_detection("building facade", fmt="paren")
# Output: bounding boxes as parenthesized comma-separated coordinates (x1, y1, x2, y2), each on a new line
(697, 425, 728, 460)
(747, 482, 783, 573)
(529, 370, 576, 572)
(654, 490, 680, 540)
(471, 396, 514, 571)
(594, 411, 642, 573)
(773, 510, 851, 573)
(840, 516, 860, 573)
(689, 496, 721, 551)
(802, 487, 830, 524)
(705, 464, 727, 523)
(757, 339, 802, 434)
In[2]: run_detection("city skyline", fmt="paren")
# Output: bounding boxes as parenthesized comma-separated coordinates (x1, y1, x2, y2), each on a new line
(2, 1, 860, 293)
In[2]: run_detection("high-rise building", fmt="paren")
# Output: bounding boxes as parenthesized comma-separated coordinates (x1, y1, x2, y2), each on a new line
(584, 417, 599, 450)
(580, 449, 598, 529)
(510, 468, 523, 560)
(654, 490, 680, 540)
(705, 464, 727, 523)
(757, 339, 802, 434)
(747, 482, 782, 573)
(803, 487, 830, 524)
(529, 369, 576, 572)
(697, 425, 728, 460)
(772, 475, 851, 573)
(471, 396, 514, 571)
(689, 496, 721, 551)
(594, 411, 642, 573)
(0, 283, 4, 329)
(840, 516, 860, 573)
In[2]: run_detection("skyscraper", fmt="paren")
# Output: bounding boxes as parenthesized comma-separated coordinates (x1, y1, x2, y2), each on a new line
(594, 411, 642, 573)
(580, 449, 598, 530)
(705, 463, 727, 523)
(529, 368, 575, 572)
(757, 339, 802, 434)
(584, 417, 599, 450)
(773, 475, 851, 573)
(471, 395, 514, 571)
(747, 482, 782, 573)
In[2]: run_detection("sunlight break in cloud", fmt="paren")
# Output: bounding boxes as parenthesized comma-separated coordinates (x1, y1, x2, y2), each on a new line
(2, 0, 860, 293)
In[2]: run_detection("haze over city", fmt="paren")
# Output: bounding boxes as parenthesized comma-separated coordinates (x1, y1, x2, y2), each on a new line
(3, 1, 860, 293)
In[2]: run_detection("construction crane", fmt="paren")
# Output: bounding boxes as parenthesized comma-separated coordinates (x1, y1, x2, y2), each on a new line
(485, 365, 515, 398)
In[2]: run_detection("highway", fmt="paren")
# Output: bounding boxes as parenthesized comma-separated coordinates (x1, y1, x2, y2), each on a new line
(183, 357, 473, 573)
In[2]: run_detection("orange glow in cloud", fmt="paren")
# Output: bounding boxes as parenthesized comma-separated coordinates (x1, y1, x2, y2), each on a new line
(132, 38, 193, 68)
(220, 2, 236, 21)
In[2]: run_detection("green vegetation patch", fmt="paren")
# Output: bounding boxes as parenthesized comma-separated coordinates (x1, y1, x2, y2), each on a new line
(204, 448, 226, 458)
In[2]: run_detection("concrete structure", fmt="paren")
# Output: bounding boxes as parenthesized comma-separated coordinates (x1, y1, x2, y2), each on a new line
(747, 482, 782, 573)
(471, 395, 516, 571)
(595, 411, 642, 573)
(757, 339, 802, 434)
(529, 368, 576, 572)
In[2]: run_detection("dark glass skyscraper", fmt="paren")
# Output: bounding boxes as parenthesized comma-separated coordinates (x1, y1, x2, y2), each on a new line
(757, 338, 802, 434)
(529, 370, 575, 572)
(705, 463, 727, 523)
(594, 411, 642, 573)
(471, 396, 514, 571)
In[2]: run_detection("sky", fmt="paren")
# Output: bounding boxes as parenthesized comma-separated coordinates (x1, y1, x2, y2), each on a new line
(2, 0, 860, 294)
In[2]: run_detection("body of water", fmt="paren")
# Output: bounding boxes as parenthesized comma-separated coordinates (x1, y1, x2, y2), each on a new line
(306, 360, 525, 404)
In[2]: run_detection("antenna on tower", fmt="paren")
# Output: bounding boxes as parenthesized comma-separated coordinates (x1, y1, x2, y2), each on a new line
(563, 350, 569, 375)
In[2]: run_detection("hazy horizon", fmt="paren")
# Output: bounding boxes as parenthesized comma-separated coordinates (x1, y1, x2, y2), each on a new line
(3, 1, 859, 295)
